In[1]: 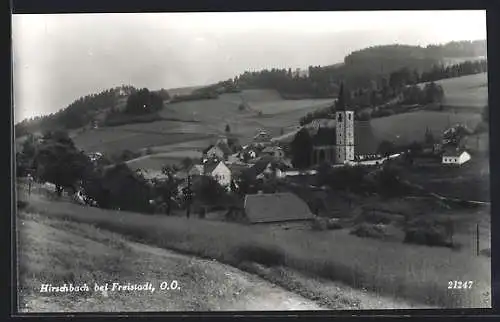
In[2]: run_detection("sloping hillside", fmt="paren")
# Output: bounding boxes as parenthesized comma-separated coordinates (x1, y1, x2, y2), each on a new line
(433, 73, 488, 108)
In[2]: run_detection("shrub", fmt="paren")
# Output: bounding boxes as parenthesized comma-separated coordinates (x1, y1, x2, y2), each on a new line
(311, 217, 328, 231)
(403, 223, 452, 248)
(17, 200, 29, 210)
(350, 223, 387, 239)
(325, 218, 343, 230)
(358, 210, 398, 225)
(233, 243, 285, 267)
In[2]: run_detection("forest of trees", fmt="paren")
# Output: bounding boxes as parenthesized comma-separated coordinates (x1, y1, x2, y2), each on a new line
(299, 79, 445, 126)
(15, 85, 138, 137)
(232, 40, 486, 98)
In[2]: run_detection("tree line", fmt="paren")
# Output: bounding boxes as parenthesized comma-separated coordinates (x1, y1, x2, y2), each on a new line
(14, 85, 173, 137)
(299, 80, 445, 126)
(15, 85, 138, 137)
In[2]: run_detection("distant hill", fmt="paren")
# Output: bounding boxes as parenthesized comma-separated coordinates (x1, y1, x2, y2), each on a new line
(14, 39, 487, 137)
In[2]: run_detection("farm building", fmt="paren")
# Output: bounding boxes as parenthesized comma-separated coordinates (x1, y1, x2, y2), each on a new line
(441, 148, 471, 165)
(241, 192, 315, 224)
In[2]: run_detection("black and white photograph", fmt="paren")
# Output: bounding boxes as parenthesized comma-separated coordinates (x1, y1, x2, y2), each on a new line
(12, 10, 491, 312)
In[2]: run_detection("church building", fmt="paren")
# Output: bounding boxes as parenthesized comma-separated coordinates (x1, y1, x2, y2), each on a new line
(311, 83, 356, 165)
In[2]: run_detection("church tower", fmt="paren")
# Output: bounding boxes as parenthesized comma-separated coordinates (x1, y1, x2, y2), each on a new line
(335, 83, 355, 163)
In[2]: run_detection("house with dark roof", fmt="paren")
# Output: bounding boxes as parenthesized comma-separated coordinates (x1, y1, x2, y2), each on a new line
(242, 192, 315, 224)
(261, 146, 285, 159)
(203, 141, 233, 161)
(243, 155, 289, 180)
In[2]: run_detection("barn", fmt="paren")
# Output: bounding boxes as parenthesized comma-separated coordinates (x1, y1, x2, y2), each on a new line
(441, 148, 471, 165)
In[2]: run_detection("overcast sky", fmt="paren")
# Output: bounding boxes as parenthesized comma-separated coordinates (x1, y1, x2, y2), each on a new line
(12, 10, 487, 122)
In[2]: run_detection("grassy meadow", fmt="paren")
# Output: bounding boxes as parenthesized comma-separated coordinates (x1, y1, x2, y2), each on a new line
(420, 72, 488, 109)
(67, 88, 334, 157)
(20, 193, 491, 309)
(370, 110, 482, 146)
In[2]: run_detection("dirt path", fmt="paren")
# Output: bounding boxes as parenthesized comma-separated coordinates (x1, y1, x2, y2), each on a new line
(17, 212, 326, 312)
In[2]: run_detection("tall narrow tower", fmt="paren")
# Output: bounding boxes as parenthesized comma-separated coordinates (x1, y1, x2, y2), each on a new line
(335, 83, 355, 163)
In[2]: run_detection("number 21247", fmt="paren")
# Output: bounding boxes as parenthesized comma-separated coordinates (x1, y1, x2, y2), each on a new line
(448, 281, 473, 289)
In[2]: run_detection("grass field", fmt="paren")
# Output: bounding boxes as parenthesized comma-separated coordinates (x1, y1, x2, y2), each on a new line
(398, 155, 490, 202)
(21, 193, 491, 309)
(370, 110, 482, 146)
(45, 76, 487, 169)
(421, 73, 488, 108)
(67, 89, 333, 157)
(126, 151, 204, 171)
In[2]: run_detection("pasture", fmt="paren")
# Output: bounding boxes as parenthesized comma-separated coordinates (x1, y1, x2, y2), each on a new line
(21, 195, 491, 309)
(370, 110, 482, 146)
(126, 151, 203, 172)
(68, 89, 334, 158)
(420, 73, 488, 108)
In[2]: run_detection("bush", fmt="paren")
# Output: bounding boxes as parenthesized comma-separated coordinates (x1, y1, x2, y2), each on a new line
(357, 210, 398, 225)
(17, 200, 29, 210)
(311, 217, 328, 231)
(312, 217, 344, 230)
(350, 223, 387, 239)
(403, 223, 452, 247)
(233, 243, 285, 267)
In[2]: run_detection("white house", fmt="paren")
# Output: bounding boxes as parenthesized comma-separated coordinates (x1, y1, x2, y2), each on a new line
(442, 149, 471, 165)
(188, 161, 232, 189)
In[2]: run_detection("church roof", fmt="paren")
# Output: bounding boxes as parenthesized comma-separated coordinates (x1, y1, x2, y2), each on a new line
(335, 82, 354, 112)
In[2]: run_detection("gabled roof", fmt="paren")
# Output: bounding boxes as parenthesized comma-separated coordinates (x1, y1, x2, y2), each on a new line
(216, 141, 233, 156)
(335, 82, 354, 112)
(244, 192, 314, 223)
(262, 146, 283, 153)
(204, 161, 228, 174)
(228, 163, 250, 177)
(243, 155, 288, 179)
(202, 144, 215, 154)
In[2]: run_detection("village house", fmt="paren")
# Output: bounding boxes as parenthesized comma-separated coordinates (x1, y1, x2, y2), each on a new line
(441, 147, 471, 165)
(244, 155, 289, 181)
(203, 141, 233, 161)
(188, 160, 232, 189)
(238, 145, 258, 162)
(261, 146, 285, 159)
(253, 130, 272, 145)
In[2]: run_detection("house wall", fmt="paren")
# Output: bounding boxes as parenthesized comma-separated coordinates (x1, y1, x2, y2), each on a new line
(442, 156, 459, 164)
(459, 152, 471, 164)
(211, 163, 232, 188)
